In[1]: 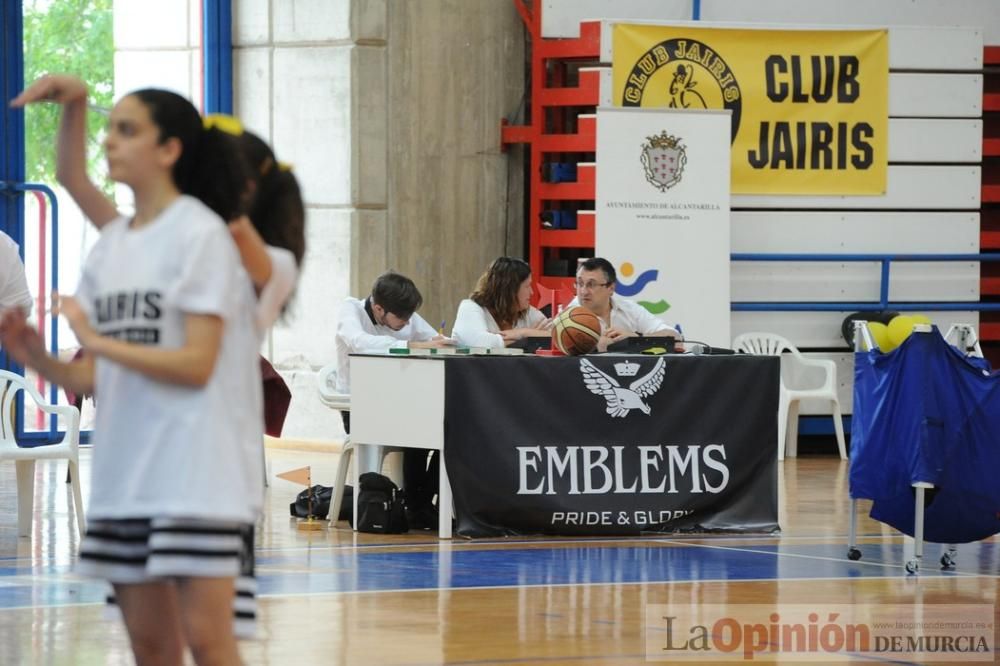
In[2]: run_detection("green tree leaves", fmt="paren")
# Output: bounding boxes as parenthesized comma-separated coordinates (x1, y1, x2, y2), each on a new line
(22, 0, 113, 194)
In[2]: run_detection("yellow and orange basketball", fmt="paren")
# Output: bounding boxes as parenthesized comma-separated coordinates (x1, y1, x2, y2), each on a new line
(552, 306, 602, 355)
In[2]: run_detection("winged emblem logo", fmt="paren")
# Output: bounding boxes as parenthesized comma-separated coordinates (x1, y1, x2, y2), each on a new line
(579, 358, 666, 417)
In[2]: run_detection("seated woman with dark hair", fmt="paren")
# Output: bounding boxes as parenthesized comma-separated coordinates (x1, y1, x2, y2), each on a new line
(451, 257, 551, 349)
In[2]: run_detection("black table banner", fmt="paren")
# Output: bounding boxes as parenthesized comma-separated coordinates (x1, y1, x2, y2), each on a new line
(443, 355, 780, 537)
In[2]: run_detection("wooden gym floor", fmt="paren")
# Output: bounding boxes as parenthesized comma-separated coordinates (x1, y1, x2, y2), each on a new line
(0, 445, 997, 665)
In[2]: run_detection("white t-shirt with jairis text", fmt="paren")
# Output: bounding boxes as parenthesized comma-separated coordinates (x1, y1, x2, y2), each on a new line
(76, 196, 259, 523)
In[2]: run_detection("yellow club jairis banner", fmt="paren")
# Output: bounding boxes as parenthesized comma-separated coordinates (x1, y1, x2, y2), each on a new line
(612, 25, 888, 195)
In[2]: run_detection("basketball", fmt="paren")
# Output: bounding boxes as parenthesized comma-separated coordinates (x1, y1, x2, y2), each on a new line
(552, 306, 602, 355)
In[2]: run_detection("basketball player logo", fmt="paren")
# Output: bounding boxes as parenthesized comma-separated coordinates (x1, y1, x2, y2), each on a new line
(641, 130, 686, 192)
(668, 64, 707, 109)
(579, 357, 665, 417)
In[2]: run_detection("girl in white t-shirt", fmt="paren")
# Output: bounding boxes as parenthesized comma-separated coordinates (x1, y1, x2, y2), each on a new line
(452, 256, 552, 349)
(1, 78, 260, 665)
(14, 79, 304, 641)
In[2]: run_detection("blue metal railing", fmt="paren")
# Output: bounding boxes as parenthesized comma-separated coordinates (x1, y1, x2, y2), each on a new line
(202, 0, 233, 114)
(730, 252, 1000, 313)
(730, 252, 1000, 436)
(0, 181, 62, 443)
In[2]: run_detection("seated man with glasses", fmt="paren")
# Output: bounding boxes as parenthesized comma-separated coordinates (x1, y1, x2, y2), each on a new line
(334, 270, 452, 528)
(569, 257, 680, 352)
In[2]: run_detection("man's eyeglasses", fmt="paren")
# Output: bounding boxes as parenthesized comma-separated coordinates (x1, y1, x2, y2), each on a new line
(575, 280, 610, 290)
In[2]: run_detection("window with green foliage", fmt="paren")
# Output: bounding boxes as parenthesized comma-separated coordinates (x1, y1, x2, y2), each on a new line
(22, 0, 113, 195)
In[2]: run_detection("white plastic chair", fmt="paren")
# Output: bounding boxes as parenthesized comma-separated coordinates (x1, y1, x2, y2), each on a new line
(0, 370, 85, 537)
(732, 332, 846, 461)
(943, 323, 984, 358)
(316, 363, 401, 526)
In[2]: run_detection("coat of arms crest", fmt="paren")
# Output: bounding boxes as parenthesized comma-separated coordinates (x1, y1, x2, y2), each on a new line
(640, 131, 686, 191)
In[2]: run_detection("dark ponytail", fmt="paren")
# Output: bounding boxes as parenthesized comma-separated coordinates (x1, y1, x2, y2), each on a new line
(238, 131, 306, 266)
(130, 89, 248, 221)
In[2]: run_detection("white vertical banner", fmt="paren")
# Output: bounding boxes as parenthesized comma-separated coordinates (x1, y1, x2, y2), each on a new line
(596, 107, 731, 348)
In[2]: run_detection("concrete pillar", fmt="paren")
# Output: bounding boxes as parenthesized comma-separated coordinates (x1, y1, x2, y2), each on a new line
(229, 0, 526, 442)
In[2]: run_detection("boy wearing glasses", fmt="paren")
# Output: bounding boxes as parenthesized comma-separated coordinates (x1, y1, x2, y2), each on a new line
(334, 270, 451, 528)
(569, 257, 680, 350)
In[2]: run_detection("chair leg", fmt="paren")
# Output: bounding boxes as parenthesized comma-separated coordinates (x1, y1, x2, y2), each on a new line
(786, 401, 801, 458)
(356, 444, 381, 478)
(776, 398, 789, 461)
(68, 460, 86, 537)
(15, 460, 36, 538)
(330, 440, 353, 527)
(382, 447, 405, 486)
(261, 440, 270, 488)
(437, 448, 452, 539)
(832, 400, 847, 460)
(377, 446, 388, 475)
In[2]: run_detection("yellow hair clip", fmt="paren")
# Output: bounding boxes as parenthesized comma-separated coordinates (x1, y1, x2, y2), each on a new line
(260, 158, 293, 175)
(203, 113, 244, 136)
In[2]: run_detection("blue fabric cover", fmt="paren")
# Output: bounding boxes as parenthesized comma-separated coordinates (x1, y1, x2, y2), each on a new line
(850, 328, 1000, 543)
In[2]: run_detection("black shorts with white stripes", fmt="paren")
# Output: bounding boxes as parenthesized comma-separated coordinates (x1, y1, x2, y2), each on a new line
(78, 516, 258, 639)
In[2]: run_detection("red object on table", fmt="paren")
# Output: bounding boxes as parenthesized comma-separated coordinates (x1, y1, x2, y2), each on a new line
(261, 356, 291, 437)
(535, 347, 564, 356)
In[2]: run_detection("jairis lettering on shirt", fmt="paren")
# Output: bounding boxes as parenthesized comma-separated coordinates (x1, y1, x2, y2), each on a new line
(94, 291, 163, 325)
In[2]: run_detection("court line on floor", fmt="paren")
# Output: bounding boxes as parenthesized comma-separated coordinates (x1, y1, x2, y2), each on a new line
(0, 531, 980, 565)
(0, 570, 991, 615)
(254, 573, 979, 600)
(649, 538, 983, 576)
(0, 576, 835, 614)
(246, 532, 926, 555)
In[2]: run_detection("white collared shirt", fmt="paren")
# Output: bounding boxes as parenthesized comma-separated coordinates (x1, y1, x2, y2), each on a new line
(567, 295, 678, 337)
(334, 297, 438, 393)
(451, 299, 547, 349)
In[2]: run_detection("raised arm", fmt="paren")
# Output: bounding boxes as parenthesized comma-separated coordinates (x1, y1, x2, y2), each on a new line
(11, 75, 118, 228)
(227, 216, 300, 330)
(228, 215, 273, 287)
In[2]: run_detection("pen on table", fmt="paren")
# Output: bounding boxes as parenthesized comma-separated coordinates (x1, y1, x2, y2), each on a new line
(439, 320, 446, 335)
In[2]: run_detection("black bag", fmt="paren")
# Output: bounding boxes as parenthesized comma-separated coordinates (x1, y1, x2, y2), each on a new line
(289, 484, 353, 523)
(356, 472, 408, 534)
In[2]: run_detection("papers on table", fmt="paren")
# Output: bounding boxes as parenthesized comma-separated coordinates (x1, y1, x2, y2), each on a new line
(388, 346, 524, 356)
